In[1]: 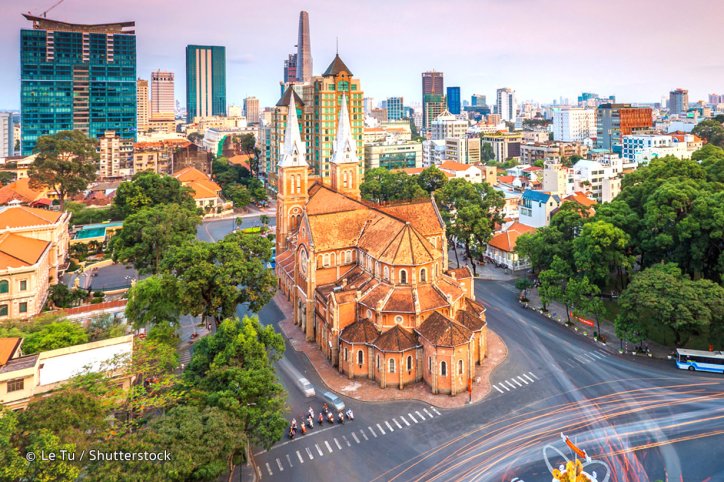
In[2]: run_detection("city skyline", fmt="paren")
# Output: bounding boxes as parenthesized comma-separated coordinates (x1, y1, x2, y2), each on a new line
(1, 0, 722, 112)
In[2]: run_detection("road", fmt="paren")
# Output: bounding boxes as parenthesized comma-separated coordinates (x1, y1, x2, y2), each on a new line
(254, 278, 724, 481)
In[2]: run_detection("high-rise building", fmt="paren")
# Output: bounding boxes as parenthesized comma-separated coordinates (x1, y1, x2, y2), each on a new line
(669, 88, 689, 115)
(386, 97, 404, 120)
(552, 108, 595, 142)
(471, 94, 487, 107)
(364, 97, 377, 115)
(308, 55, 364, 178)
(596, 104, 653, 150)
(136, 79, 149, 132)
(244, 96, 260, 124)
(185, 45, 226, 122)
(447, 87, 461, 115)
(151, 71, 175, 115)
(422, 71, 444, 129)
(20, 14, 136, 155)
(0, 113, 14, 157)
(496, 88, 517, 122)
(283, 53, 298, 84)
(431, 111, 468, 141)
(296, 11, 313, 82)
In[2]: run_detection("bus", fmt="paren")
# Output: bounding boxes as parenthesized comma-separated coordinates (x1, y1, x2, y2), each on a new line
(675, 349, 724, 374)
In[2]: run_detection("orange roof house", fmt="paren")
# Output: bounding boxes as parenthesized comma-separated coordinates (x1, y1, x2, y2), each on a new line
(0, 178, 52, 206)
(275, 85, 487, 396)
(485, 221, 536, 270)
(172, 167, 224, 212)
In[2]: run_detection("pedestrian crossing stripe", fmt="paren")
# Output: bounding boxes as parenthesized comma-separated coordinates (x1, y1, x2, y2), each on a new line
(342, 435, 351, 447)
(400, 415, 411, 426)
(423, 408, 433, 418)
(510, 378, 522, 388)
(276, 458, 284, 471)
(324, 441, 333, 453)
(368, 426, 377, 438)
(305, 447, 314, 460)
(432, 407, 442, 415)
(521, 373, 534, 383)
(415, 410, 425, 420)
(352, 432, 360, 444)
(315, 444, 324, 456)
(296, 450, 304, 463)
(361, 430, 369, 441)
(376, 423, 386, 435)
(334, 438, 342, 450)
(266, 463, 272, 475)
(286, 454, 292, 468)
(385, 421, 394, 432)
(494, 385, 504, 393)
(408, 413, 418, 423)
(393, 418, 402, 429)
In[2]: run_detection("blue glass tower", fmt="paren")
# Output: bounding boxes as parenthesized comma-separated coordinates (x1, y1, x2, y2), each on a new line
(386, 97, 404, 120)
(186, 45, 226, 122)
(446, 86, 461, 115)
(20, 15, 136, 155)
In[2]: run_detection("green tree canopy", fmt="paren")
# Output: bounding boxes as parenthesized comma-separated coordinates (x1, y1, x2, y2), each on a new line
(691, 119, 724, 148)
(20, 320, 89, 354)
(111, 203, 201, 274)
(573, 220, 633, 291)
(29, 130, 98, 210)
(125, 275, 180, 331)
(112, 171, 197, 219)
(161, 232, 276, 326)
(416, 166, 448, 193)
(360, 167, 427, 203)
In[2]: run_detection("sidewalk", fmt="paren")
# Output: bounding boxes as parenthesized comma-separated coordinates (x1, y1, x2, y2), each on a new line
(522, 287, 672, 359)
(273, 292, 508, 409)
(447, 248, 518, 282)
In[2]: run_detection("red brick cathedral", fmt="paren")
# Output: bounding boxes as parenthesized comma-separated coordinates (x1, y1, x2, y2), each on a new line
(276, 93, 488, 395)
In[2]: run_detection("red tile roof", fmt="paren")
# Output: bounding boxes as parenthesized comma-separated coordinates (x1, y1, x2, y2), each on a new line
(372, 325, 419, 352)
(487, 222, 536, 253)
(416, 311, 473, 347)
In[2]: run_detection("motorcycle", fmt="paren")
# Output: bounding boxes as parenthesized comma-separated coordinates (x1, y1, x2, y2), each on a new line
(327, 412, 335, 424)
(345, 409, 354, 421)
(318, 413, 324, 426)
(337, 412, 345, 424)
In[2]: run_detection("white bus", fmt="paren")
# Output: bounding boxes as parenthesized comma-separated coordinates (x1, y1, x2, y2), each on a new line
(675, 349, 724, 374)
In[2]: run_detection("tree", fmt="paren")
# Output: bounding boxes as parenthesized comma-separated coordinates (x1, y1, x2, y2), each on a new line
(112, 171, 197, 219)
(0, 408, 26, 481)
(24, 430, 81, 482)
(515, 278, 533, 300)
(21, 320, 89, 354)
(125, 275, 180, 332)
(223, 183, 252, 207)
(111, 203, 200, 274)
(481, 142, 495, 163)
(573, 220, 633, 291)
(691, 119, 724, 148)
(238, 133, 256, 155)
(360, 168, 427, 203)
(617, 263, 717, 347)
(515, 227, 566, 274)
(28, 130, 98, 210)
(161, 232, 276, 327)
(0, 171, 17, 185)
(416, 166, 448, 193)
(49, 283, 74, 308)
(564, 276, 599, 325)
(184, 316, 287, 450)
(435, 179, 504, 275)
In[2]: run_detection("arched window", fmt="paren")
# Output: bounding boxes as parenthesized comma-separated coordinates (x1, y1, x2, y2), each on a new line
(440, 361, 447, 376)
(330, 252, 336, 266)
(389, 358, 395, 373)
(357, 350, 364, 365)
(458, 359, 464, 375)
(345, 250, 352, 264)
(0, 280, 8, 294)
(295, 174, 301, 193)
(383, 266, 390, 280)
(343, 170, 349, 188)
(400, 270, 408, 284)
(420, 268, 427, 282)
(407, 355, 413, 372)
(323, 253, 330, 267)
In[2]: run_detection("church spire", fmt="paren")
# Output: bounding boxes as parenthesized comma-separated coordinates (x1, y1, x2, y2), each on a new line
(330, 94, 359, 165)
(279, 93, 307, 167)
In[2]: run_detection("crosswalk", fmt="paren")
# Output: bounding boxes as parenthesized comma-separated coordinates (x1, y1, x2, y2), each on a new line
(562, 349, 610, 367)
(491, 371, 539, 394)
(258, 406, 443, 478)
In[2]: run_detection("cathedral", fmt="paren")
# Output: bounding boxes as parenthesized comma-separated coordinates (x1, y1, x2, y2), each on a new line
(275, 89, 488, 396)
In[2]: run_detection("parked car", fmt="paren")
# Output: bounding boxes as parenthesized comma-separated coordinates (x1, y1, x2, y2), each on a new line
(322, 391, 345, 411)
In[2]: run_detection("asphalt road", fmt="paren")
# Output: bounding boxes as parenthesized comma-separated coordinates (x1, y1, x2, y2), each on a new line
(254, 279, 724, 482)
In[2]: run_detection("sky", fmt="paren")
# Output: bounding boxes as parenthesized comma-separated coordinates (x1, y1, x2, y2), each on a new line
(1, 0, 722, 111)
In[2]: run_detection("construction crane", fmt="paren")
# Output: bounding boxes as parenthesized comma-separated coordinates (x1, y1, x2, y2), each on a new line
(41, 0, 65, 18)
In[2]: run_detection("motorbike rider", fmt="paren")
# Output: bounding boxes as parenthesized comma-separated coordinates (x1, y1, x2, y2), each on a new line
(346, 408, 354, 420)
(318, 412, 324, 426)
(338, 411, 345, 424)
(327, 411, 334, 423)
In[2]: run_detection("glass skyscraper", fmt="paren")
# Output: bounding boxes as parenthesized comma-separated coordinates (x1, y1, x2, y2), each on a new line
(447, 86, 461, 115)
(386, 97, 404, 120)
(20, 15, 137, 155)
(186, 45, 226, 122)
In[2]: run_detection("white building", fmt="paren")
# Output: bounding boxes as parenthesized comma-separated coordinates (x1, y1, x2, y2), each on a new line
(519, 190, 561, 228)
(151, 71, 175, 115)
(438, 160, 484, 183)
(431, 111, 468, 141)
(542, 161, 574, 196)
(422, 139, 446, 166)
(0, 113, 13, 157)
(572, 159, 621, 203)
(622, 134, 696, 165)
(496, 88, 517, 122)
(552, 108, 595, 142)
(98, 131, 133, 179)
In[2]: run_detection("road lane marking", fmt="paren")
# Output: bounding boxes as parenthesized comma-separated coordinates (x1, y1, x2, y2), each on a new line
(352, 432, 360, 444)
(342, 435, 351, 447)
(368, 426, 377, 438)
(276, 458, 284, 471)
(325, 441, 333, 453)
(517, 376, 529, 385)
(400, 415, 411, 426)
(423, 408, 434, 418)
(361, 430, 369, 441)
(266, 463, 273, 475)
(377, 423, 386, 435)
(305, 447, 314, 460)
(286, 454, 293, 468)
(498, 383, 510, 392)
(334, 438, 342, 450)
(528, 371, 539, 380)
(408, 413, 418, 423)
(415, 410, 426, 420)
(385, 421, 394, 432)
(315, 444, 324, 456)
(505, 380, 517, 390)
(494, 385, 504, 393)
(521, 373, 535, 383)
(393, 418, 402, 429)
(432, 407, 441, 415)
(510, 378, 522, 388)
(296, 450, 304, 464)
